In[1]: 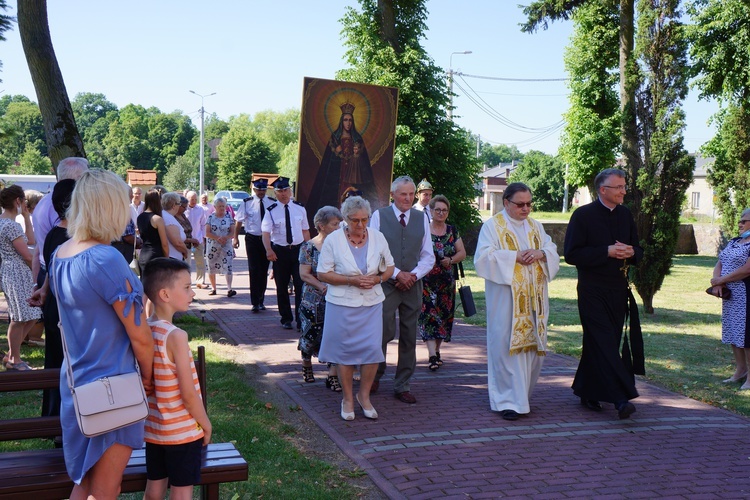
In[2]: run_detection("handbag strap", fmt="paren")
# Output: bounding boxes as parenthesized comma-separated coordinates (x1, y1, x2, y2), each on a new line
(51, 267, 77, 393)
(51, 260, 141, 394)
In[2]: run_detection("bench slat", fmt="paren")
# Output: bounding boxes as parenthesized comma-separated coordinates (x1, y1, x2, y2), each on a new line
(0, 443, 248, 499)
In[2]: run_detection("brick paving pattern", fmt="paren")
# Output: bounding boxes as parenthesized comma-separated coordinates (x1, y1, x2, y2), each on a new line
(192, 243, 750, 498)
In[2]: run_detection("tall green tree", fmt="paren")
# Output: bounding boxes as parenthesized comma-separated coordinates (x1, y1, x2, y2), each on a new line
(630, 0, 694, 313)
(522, 0, 639, 180)
(558, 1, 620, 193)
(337, 0, 481, 231)
(71, 92, 118, 141)
(479, 143, 523, 168)
(508, 150, 567, 212)
(15, 143, 52, 174)
(523, 0, 694, 313)
(688, 0, 750, 232)
(0, 100, 46, 170)
(216, 116, 278, 191)
(163, 154, 198, 193)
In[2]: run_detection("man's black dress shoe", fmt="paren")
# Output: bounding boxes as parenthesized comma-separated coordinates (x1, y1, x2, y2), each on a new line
(282, 322, 293, 330)
(259, 303, 266, 310)
(580, 398, 603, 411)
(501, 409, 519, 421)
(252, 305, 260, 313)
(616, 401, 636, 419)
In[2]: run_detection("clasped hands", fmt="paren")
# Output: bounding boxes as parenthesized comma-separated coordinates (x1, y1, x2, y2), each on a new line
(394, 271, 417, 291)
(349, 274, 380, 289)
(608, 240, 634, 260)
(516, 249, 543, 266)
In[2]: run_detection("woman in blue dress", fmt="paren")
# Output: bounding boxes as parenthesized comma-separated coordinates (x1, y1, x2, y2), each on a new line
(50, 170, 154, 498)
(711, 208, 750, 389)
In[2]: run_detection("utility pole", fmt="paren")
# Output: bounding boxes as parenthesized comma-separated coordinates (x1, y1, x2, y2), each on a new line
(448, 51, 472, 120)
(189, 90, 216, 195)
(562, 163, 569, 213)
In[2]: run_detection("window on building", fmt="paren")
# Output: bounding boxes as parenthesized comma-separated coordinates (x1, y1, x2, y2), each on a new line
(691, 192, 700, 209)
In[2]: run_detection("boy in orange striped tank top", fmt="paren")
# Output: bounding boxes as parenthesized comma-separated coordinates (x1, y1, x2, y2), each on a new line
(142, 258, 212, 500)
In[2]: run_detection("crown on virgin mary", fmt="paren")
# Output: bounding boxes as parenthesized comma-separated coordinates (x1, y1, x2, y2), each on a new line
(340, 102, 356, 115)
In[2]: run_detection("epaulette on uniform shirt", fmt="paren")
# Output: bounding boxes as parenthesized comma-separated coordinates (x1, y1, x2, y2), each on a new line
(293, 200, 304, 207)
(267, 203, 278, 211)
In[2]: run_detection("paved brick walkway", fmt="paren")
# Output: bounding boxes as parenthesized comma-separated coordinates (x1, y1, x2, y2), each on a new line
(194, 242, 750, 499)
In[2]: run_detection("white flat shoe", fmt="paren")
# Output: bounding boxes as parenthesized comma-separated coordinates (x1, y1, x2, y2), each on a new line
(356, 394, 378, 419)
(341, 400, 354, 421)
(740, 382, 750, 391)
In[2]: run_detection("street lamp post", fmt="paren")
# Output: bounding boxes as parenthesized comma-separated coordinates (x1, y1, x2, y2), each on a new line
(448, 50, 472, 120)
(189, 90, 216, 195)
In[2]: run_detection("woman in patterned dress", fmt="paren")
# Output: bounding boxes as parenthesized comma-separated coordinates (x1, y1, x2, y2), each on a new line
(0, 184, 40, 370)
(711, 208, 750, 389)
(419, 195, 466, 371)
(298, 206, 343, 388)
(205, 196, 236, 296)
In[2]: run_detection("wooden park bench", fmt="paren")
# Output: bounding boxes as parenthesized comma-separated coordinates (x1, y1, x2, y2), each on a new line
(0, 346, 248, 499)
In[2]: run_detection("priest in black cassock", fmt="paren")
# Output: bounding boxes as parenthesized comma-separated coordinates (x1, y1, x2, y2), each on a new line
(564, 168, 645, 420)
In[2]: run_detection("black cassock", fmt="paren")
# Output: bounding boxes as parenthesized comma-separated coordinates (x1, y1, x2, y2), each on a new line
(564, 200, 645, 404)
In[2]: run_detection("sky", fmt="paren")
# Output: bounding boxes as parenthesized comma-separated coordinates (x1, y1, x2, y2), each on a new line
(1, 1, 718, 156)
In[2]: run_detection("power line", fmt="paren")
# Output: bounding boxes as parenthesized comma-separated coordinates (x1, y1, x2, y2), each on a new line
(454, 76, 564, 133)
(457, 72, 569, 82)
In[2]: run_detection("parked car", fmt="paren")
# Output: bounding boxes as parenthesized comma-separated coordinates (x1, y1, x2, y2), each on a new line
(214, 190, 250, 203)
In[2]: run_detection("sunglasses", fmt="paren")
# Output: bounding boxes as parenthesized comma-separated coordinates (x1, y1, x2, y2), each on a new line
(507, 200, 533, 208)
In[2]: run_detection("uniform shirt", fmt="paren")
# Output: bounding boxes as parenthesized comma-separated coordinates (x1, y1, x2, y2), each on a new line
(261, 200, 309, 246)
(413, 202, 431, 222)
(236, 195, 275, 236)
(186, 204, 207, 241)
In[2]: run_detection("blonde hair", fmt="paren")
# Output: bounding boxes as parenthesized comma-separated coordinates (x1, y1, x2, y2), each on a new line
(67, 170, 130, 243)
(24, 190, 44, 211)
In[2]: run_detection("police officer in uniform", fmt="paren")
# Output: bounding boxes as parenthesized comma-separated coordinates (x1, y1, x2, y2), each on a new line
(413, 178, 434, 223)
(234, 178, 275, 312)
(261, 177, 310, 330)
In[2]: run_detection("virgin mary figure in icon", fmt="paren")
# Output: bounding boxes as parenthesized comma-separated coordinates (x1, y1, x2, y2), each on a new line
(309, 102, 377, 211)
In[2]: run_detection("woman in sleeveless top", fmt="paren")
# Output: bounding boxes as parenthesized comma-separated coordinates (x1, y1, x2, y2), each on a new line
(137, 188, 169, 271)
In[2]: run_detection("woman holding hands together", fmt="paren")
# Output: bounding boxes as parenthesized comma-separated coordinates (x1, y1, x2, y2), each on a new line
(317, 196, 394, 421)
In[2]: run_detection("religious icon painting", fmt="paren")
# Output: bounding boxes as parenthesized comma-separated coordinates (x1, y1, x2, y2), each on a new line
(297, 77, 398, 225)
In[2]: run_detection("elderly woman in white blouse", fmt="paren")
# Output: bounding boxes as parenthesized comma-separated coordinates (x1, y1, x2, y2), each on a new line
(317, 196, 395, 421)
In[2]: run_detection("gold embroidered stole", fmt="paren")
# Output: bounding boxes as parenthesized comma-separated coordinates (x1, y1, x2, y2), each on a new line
(493, 213, 548, 356)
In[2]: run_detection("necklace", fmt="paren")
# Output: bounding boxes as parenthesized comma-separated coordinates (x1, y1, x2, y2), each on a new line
(345, 227, 366, 248)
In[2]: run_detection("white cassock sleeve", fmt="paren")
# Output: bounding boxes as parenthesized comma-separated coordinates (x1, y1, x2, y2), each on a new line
(474, 218, 518, 286)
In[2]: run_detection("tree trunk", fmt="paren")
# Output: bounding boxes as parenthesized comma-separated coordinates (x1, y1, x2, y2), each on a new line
(17, 0, 85, 172)
(378, 0, 399, 53)
(641, 292, 653, 314)
(619, 0, 640, 185)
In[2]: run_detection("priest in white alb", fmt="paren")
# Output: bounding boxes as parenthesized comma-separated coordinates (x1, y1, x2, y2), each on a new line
(474, 182, 560, 421)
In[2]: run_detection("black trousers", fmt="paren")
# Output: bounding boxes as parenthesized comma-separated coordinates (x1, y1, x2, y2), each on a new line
(245, 234, 269, 307)
(272, 244, 303, 325)
(572, 283, 639, 404)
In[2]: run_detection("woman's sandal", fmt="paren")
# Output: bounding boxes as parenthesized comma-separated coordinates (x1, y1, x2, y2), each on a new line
(208, 289, 217, 296)
(428, 355, 440, 371)
(326, 375, 342, 392)
(227, 289, 237, 297)
(303, 365, 315, 383)
(435, 351, 443, 366)
(5, 360, 33, 371)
